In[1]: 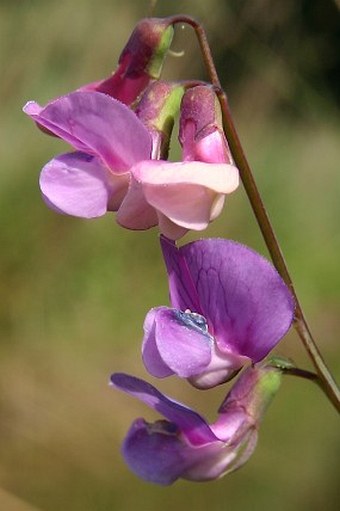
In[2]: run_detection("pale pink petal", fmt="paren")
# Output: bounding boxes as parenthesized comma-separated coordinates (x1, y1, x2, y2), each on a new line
(133, 160, 239, 192)
(156, 213, 189, 240)
(188, 345, 249, 390)
(130, 160, 239, 231)
(148, 185, 216, 230)
(209, 194, 226, 221)
(116, 176, 158, 230)
(193, 131, 233, 164)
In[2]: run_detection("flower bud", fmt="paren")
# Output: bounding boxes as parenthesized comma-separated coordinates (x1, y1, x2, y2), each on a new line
(92, 18, 174, 105)
(27, 18, 175, 138)
(179, 85, 233, 163)
(135, 81, 185, 159)
(83, 18, 174, 105)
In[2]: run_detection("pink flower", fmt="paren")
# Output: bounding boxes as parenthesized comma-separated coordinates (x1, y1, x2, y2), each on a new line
(117, 83, 239, 239)
(24, 87, 238, 239)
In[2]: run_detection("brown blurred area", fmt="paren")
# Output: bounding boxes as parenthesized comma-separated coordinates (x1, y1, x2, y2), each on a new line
(0, 1, 339, 510)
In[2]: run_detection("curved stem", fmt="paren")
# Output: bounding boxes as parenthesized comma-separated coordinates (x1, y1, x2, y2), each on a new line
(171, 15, 340, 412)
(282, 367, 321, 385)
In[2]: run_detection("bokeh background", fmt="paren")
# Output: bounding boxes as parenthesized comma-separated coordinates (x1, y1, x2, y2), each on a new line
(0, 0, 339, 509)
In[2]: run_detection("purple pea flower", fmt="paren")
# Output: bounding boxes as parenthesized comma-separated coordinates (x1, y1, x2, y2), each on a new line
(142, 236, 294, 388)
(110, 360, 283, 484)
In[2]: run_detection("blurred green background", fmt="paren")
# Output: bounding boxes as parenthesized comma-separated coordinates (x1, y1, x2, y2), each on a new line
(0, 0, 339, 509)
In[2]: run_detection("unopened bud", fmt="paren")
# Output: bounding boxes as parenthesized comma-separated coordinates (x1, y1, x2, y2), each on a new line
(89, 18, 174, 105)
(136, 81, 185, 159)
(179, 85, 233, 164)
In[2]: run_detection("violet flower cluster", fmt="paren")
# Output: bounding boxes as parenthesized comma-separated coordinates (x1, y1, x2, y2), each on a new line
(24, 17, 295, 485)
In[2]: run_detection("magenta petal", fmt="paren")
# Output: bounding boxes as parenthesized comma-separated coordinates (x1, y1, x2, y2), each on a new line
(142, 308, 175, 378)
(23, 92, 152, 171)
(110, 373, 217, 445)
(40, 151, 128, 218)
(160, 236, 203, 314)
(179, 239, 295, 361)
(84, 73, 150, 105)
(161, 237, 294, 362)
(153, 307, 213, 378)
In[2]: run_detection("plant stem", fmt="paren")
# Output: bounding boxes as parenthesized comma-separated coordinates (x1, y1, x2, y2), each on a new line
(282, 367, 321, 385)
(171, 15, 340, 412)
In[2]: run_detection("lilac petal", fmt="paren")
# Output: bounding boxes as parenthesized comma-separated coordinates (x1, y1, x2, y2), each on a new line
(122, 418, 189, 485)
(23, 91, 152, 171)
(23, 100, 87, 149)
(142, 308, 175, 378)
(179, 239, 295, 362)
(152, 307, 213, 378)
(110, 373, 217, 445)
(122, 400, 258, 484)
(123, 418, 243, 484)
(39, 151, 129, 218)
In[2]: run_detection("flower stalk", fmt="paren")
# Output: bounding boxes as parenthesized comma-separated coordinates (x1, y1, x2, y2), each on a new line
(170, 15, 340, 412)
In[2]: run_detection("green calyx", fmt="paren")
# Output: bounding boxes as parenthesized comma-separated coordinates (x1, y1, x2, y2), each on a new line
(147, 25, 174, 79)
(246, 363, 284, 422)
(257, 368, 282, 407)
(153, 84, 184, 134)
